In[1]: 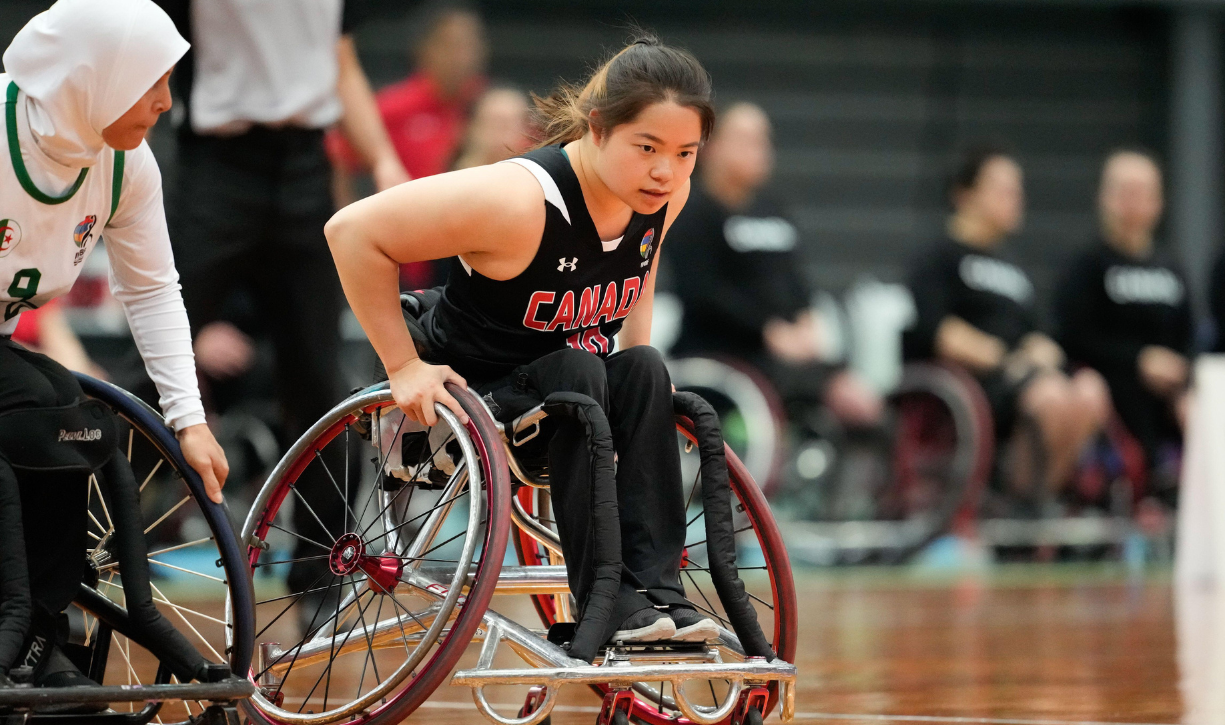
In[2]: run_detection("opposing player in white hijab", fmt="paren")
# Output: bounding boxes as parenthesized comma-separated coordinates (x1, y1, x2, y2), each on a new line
(0, 0, 229, 693)
(0, 0, 227, 494)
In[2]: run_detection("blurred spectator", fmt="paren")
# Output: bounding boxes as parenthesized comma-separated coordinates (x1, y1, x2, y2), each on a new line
(1056, 149, 1191, 476)
(903, 145, 1110, 501)
(328, 2, 486, 186)
(451, 87, 532, 170)
(665, 102, 882, 429)
(157, 0, 408, 606)
(10, 301, 107, 380)
(328, 2, 487, 288)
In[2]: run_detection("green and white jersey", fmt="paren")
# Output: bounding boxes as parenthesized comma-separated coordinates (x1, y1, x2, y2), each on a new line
(0, 75, 204, 429)
(0, 79, 124, 333)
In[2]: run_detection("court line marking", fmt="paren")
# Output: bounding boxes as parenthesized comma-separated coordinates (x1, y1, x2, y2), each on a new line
(417, 701, 1174, 725)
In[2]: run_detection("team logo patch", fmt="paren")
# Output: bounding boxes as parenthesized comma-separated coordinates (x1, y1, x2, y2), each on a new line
(0, 219, 22, 258)
(73, 215, 97, 248)
(72, 215, 97, 266)
(640, 228, 654, 259)
(558, 257, 578, 272)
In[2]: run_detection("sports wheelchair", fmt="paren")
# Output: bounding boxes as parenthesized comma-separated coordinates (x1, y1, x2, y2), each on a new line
(669, 354, 993, 564)
(232, 347, 798, 722)
(0, 374, 256, 724)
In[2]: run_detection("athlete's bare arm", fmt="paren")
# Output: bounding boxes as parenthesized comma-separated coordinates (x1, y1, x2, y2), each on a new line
(617, 178, 691, 348)
(324, 163, 547, 424)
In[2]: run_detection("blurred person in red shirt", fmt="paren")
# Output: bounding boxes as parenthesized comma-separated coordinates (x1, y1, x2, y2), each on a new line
(328, 2, 487, 186)
(327, 2, 487, 288)
(451, 87, 532, 171)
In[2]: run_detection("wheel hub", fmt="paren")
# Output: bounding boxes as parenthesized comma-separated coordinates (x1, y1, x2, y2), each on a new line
(329, 533, 365, 576)
(328, 532, 404, 592)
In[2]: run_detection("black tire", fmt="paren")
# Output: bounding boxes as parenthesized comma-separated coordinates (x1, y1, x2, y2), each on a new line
(75, 373, 255, 721)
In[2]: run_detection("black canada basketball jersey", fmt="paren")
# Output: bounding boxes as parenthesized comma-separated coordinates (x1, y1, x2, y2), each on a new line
(421, 145, 667, 381)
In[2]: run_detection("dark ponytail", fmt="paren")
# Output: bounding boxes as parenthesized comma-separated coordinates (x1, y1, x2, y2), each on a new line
(531, 33, 715, 149)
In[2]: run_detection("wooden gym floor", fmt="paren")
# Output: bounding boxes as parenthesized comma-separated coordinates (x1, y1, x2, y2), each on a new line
(109, 565, 1204, 725)
(413, 566, 1189, 725)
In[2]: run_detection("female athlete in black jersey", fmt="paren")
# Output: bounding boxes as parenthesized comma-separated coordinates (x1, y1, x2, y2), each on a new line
(326, 36, 716, 651)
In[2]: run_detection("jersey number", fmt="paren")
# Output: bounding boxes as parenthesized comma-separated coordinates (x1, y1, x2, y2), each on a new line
(5, 268, 41, 321)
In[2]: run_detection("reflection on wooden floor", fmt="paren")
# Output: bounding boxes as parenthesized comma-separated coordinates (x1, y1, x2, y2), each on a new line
(415, 566, 1184, 724)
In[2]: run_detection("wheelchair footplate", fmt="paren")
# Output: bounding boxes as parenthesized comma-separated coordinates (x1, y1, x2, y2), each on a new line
(451, 610, 796, 725)
(0, 665, 255, 725)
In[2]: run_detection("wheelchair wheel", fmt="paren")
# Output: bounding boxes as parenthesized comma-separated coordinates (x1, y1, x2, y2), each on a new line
(513, 416, 798, 724)
(236, 383, 510, 725)
(74, 374, 256, 722)
(667, 357, 788, 497)
(882, 363, 993, 560)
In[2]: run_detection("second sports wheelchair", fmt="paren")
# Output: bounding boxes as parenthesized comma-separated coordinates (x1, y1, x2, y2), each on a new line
(231, 299, 798, 725)
(0, 374, 256, 724)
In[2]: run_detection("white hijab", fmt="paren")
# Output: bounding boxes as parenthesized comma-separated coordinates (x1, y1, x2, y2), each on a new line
(2, 0, 188, 170)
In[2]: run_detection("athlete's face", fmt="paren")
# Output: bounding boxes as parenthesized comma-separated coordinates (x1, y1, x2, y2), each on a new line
(706, 104, 773, 193)
(592, 100, 703, 214)
(958, 156, 1024, 237)
(1099, 153, 1163, 255)
(102, 69, 173, 151)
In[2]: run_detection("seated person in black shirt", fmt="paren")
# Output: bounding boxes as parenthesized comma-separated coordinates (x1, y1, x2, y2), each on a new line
(1056, 149, 1191, 477)
(903, 145, 1110, 498)
(665, 102, 882, 428)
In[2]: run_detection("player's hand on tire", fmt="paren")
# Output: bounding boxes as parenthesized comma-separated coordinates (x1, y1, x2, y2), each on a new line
(389, 358, 469, 427)
(177, 423, 229, 504)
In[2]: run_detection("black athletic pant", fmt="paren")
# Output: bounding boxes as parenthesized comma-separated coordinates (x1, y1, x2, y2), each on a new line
(169, 127, 347, 593)
(477, 346, 688, 630)
(0, 340, 93, 671)
(0, 339, 208, 680)
(1100, 366, 1182, 467)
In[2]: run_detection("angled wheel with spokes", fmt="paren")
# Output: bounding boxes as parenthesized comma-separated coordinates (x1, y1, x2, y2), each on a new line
(75, 374, 255, 724)
(235, 383, 509, 725)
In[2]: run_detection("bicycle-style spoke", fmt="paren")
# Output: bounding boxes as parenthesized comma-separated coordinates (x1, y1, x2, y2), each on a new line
(267, 523, 333, 553)
(686, 466, 702, 510)
(746, 590, 775, 611)
(379, 585, 441, 636)
(262, 575, 343, 686)
(362, 487, 470, 552)
(291, 583, 380, 714)
(684, 524, 754, 551)
(253, 554, 332, 570)
(356, 411, 408, 526)
(289, 484, 338, 545)
(138, 459, 163, 493)
(295, 585, 373, 711)
(314, 449, 361, 534)
(358, 427, 458, 543)
(352, 583, 384, 698)
(682, 570, 733, 628)
(149, 581, 225, 662)
(343, 425, 351, 533)
(143, 495, 191, 535)
(148, 558, 226, 583)
(414, 519, 482, 561)
(255, 570, 330, 640)
(90, 474, 114, 532)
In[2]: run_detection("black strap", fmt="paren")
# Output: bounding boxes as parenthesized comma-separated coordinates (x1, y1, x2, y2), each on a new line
(673, 391, 775, 659)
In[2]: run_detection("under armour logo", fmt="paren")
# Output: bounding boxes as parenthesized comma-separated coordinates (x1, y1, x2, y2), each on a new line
(558, 257, 578, 272)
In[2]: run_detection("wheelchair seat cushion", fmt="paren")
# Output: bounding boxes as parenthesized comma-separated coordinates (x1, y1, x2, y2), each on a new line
(0, 400, 117, 472)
